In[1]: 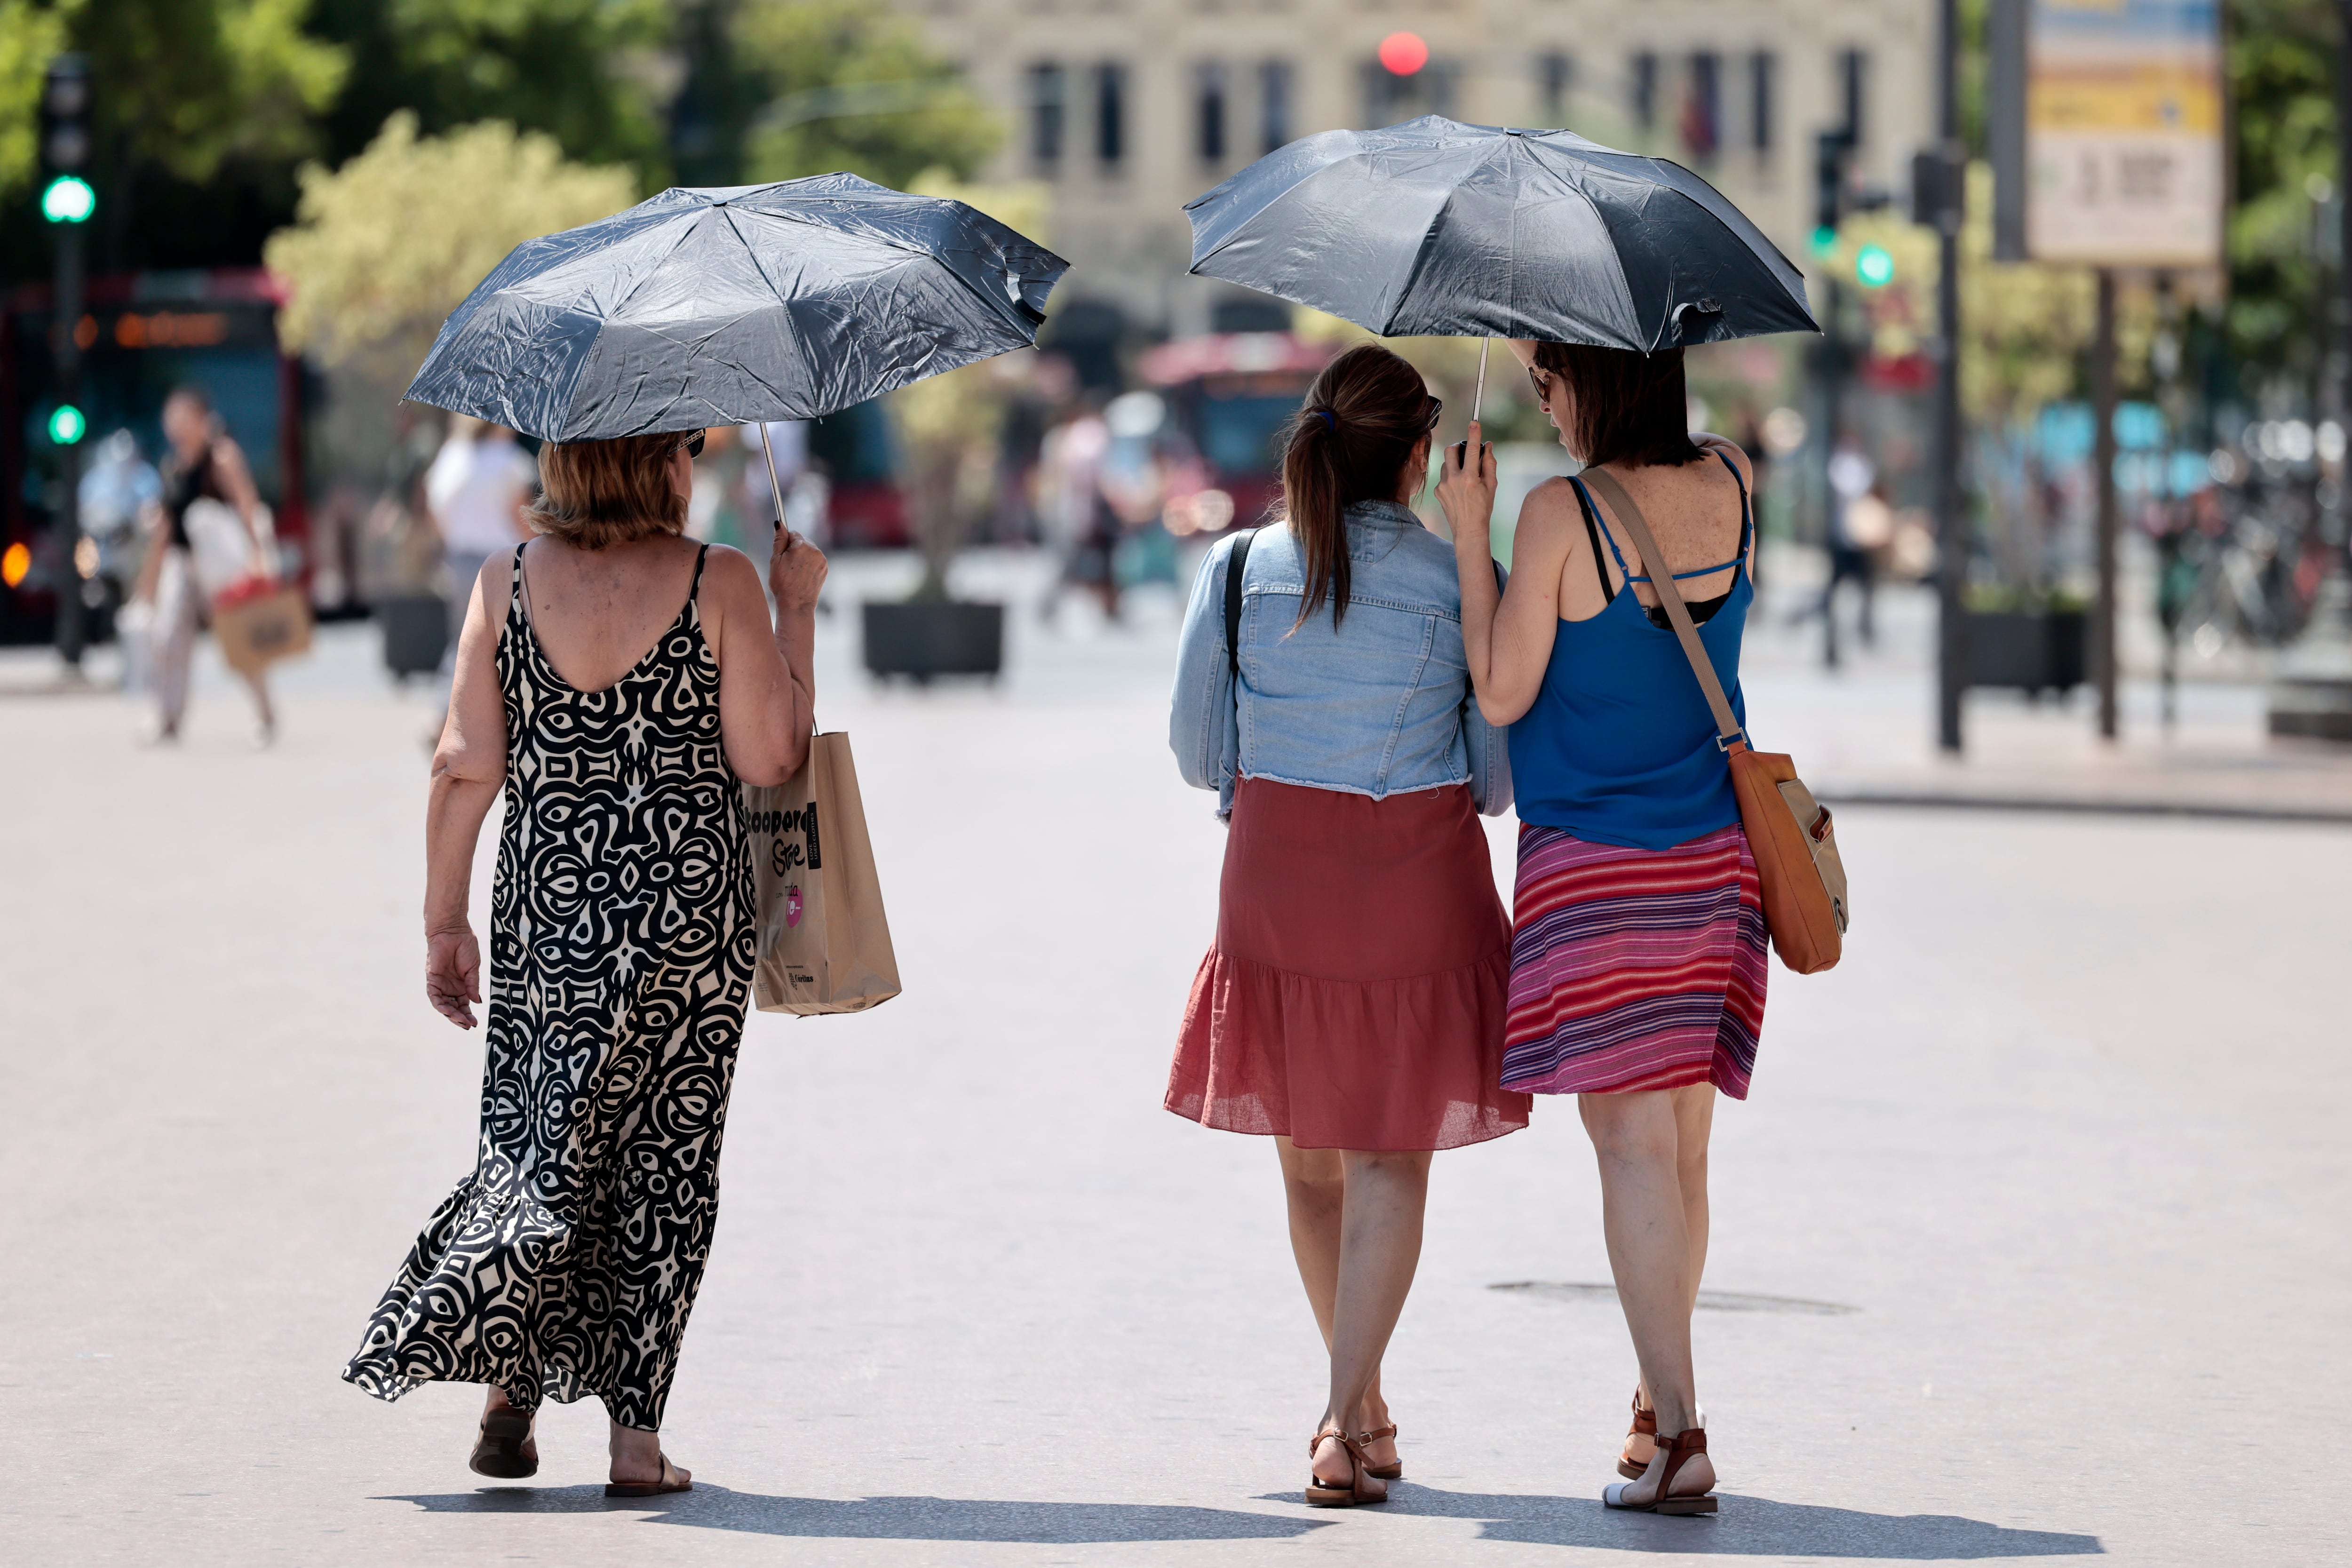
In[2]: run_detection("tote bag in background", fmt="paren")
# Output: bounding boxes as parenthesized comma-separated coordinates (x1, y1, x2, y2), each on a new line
(746, 731, 902, 1014)
(211, 576, 313, 675)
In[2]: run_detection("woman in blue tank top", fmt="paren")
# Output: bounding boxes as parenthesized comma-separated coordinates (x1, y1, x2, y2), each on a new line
(1435, 339, 1769, 1518)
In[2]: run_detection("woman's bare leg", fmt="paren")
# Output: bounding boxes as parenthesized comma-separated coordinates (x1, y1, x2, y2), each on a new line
(1582, 1090, 1716, 1502)
(1276, 1138, 1398, 1472)
(1307, 1149, 1430, 1488)
(1626, 1084, 1716, 1465)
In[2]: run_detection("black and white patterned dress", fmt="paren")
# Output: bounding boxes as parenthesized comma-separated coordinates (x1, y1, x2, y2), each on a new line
(345, 543, 755, 1432)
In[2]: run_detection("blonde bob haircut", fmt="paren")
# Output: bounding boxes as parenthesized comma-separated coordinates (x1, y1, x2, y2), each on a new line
(525, 431, 691, 549)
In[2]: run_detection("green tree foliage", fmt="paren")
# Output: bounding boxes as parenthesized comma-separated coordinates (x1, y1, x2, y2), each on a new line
(0, 0, 82, 195)
(2225, 0, 2339, 374)
(306, 0, 671, 178)
(731, 0, 1002, 189)
(72, 0, 348, 184)
(266, 111, 635, 383)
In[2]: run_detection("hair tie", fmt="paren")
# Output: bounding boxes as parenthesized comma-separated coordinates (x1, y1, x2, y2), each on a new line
(1315, 409, 1337, 432)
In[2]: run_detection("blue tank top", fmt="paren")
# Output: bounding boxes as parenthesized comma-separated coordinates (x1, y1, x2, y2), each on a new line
(1507, 451, 1753, 852)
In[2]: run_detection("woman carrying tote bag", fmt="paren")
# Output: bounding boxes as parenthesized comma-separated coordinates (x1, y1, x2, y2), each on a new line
(344, 429, 826, 1496)
(1436, 339, 1766, 1518)
(1168, 343, 1527, 1508)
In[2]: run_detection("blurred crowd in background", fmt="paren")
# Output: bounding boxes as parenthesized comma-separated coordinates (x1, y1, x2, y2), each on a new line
(3, 0, 2348, 700)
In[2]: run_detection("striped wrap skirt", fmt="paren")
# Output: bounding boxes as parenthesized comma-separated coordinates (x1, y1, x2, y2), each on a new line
(1500, 822, 1767, 1098)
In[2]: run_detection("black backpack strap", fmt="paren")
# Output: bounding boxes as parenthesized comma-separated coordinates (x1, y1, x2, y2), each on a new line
(1224, 528, 1257, 678)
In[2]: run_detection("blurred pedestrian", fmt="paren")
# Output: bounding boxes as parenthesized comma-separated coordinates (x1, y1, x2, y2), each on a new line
(1811, 433, 1878, 665)
(1438, 339, 1767, 1517)
(130, 386, 278, 744)
(423, 417, 536, 701)
(1036, 399, 1113, 623)
(1168, 343, 1524, 1509)
(343, 428, 828, 1495)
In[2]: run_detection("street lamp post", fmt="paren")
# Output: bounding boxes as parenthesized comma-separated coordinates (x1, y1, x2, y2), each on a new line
(1932, 0, 1968, 752)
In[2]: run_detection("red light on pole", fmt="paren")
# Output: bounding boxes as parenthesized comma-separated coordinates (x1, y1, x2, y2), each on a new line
(1378, 32, 1429, 76)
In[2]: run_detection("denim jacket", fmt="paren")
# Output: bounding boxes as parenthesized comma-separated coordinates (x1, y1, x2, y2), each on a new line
(1170, 500, 1511, 818)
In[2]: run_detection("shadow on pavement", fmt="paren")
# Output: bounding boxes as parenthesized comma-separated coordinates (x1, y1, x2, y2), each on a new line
(379, 1486, 1334, 1543)
(1375, 1486, 2104, 1557)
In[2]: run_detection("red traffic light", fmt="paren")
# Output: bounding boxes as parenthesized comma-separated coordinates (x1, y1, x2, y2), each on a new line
(1378, 32, 1429, 76)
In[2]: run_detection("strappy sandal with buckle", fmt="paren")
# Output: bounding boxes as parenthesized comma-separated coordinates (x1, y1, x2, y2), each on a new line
(1356, 1423, 1402, 1481)
(1603, 1427, 1716, 1516)
(469, 1408, 538, 1480)
(604, 1455, 692, 1499)
(1618, 1389, 1656, 1480)
(1303, 1427, 1388, 1508)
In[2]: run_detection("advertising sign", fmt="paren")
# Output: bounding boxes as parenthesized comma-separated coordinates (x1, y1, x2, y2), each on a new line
(2026, 0, 2223, 268)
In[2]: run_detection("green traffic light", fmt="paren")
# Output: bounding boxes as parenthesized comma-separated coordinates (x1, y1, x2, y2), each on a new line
(1854, 243, 1896, 288)
(40, 175, 95, 224)
(1810, 225, 1838, 258)
(48, 404, 86, 445)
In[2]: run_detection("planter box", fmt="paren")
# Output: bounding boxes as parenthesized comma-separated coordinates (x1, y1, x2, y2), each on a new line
(1967, 609, 2085, 694)
(2267, 677, 2352, 742)
(377, 592, 449, 681)
(861, 599, 1003, 682)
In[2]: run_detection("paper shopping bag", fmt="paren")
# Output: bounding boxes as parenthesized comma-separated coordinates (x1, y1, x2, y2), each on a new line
(746, 732, 901, 1015)
(211, 578, 313, 676)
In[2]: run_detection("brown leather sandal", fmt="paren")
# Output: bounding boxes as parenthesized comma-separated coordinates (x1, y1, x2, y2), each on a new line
(469, 1408, 537, 1480)
(1603, 1427, 1716, 1515)
(1355, 1422, 1402, 1481)
(1618, 1389, 1656, 1480)
(604, 1455, 692, 1499)
(1303, 1427, 1388, 1508)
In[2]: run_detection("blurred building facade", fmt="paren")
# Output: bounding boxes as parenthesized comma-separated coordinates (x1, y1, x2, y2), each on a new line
(895, 0, 1932, 344)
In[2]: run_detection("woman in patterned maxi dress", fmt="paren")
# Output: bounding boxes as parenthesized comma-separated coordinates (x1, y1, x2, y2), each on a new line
(344, 430, 826, 1494)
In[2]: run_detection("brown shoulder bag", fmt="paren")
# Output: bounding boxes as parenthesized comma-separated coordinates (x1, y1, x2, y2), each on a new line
(1579, 466, 1849, 974)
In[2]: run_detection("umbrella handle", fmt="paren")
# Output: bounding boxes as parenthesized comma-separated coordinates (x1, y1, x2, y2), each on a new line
(1470, 337, 1491, 425)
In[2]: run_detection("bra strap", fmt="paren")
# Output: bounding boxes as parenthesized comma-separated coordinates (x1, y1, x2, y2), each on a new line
(1570, 474, 1637, 583)
(1567, 475, 1617, 598)
(1713, 446, 1754, 559)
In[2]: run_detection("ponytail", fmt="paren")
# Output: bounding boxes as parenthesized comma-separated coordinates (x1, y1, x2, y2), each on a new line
(1278, 343, 1434, 629)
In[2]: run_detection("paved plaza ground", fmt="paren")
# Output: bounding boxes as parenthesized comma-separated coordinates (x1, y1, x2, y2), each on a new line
(2, 567, 2347, 1566)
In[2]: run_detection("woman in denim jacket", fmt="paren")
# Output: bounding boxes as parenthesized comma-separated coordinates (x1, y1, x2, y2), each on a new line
(1165, 343, 1528, 1508)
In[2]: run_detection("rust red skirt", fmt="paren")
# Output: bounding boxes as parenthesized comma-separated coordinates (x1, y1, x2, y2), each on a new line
(1167, 777, 1531, 1152)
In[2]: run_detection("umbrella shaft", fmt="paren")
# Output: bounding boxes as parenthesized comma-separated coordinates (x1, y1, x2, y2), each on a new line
(1470, 337, 1491, 424)
(762, 427, 789, 533)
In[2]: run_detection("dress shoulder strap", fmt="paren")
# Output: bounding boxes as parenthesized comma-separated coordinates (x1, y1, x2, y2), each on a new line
(509, 541, 528, 610)
(689, 542, 711, 596)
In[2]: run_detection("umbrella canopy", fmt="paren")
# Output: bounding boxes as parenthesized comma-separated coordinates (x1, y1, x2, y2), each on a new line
(1186, 116, 1817, 352)
(405, 173, 1069, 442)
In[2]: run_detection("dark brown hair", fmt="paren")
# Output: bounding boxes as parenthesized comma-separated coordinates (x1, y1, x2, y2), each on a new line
(1533, 341, 1703, 468)
(1278, 343, 1435, 628)
(525, 431, 691, 549)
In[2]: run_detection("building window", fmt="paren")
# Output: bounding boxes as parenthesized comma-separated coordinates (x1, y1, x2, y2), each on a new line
(1682, 53, 1720, 162)
(1260, 60, 1294, 153)
(1839, 48, 1867, 144)
(1630, 52, 1658, 132)
(1197, 63, 1227, 163)
(1539, 52, 1574, 126)
(1095, 62, 1127, 167)
(1748, 51, 1775, 153)
(1027, 63, 1065, 169)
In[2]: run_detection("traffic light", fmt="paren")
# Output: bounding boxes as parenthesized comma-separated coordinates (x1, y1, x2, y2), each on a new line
(1813, 131, 1850, 255)
(48, 404, 86, 445)
(1854, 243, 1895, 288)
(40, 54, 92, 224)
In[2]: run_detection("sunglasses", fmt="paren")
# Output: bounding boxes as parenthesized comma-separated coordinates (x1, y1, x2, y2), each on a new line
(1424, 396, 1445, 432)
(678, 429, 707, 459)
(1526, 366, 1556, 405)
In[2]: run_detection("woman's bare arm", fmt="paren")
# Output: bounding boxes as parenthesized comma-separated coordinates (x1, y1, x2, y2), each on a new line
(1438, 427, 1573, 725)
(209, 438, 276, 578)
(423, 556, 510, 1028)
(711, 529, 827, 787)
